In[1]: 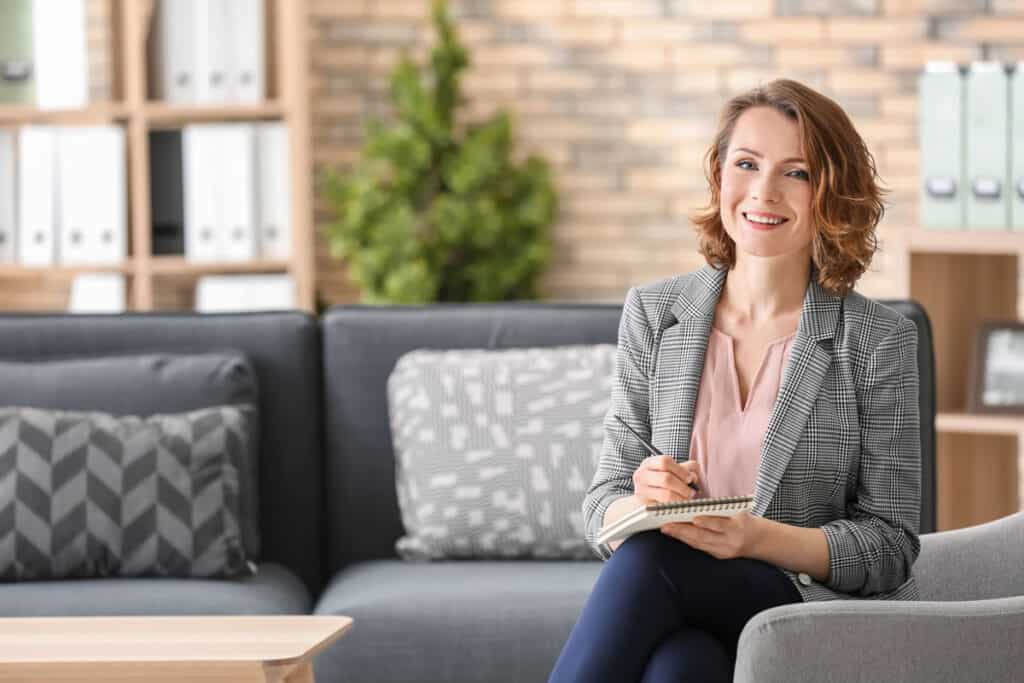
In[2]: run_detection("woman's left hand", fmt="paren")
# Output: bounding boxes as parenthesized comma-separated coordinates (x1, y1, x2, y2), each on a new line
(660, 510, 761, 560)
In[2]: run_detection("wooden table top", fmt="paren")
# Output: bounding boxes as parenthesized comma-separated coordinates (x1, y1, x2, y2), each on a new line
(0, 615, 353, 665)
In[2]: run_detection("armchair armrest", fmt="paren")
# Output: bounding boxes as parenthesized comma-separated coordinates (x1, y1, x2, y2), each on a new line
(734, 596, 1024, 683)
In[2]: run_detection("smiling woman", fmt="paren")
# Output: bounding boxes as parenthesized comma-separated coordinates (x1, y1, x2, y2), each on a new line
(692, 79, 885, 299)
(550, 79, 921, 683)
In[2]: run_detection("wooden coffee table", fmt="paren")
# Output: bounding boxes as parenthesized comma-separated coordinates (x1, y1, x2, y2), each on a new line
(0, 614, 353, 682)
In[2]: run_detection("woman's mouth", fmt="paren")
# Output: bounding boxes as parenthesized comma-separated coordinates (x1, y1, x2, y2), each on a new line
(742, 212, 788, 230)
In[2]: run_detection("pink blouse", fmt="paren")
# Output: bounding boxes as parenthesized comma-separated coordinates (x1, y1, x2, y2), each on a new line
(689, 326, 797, 499)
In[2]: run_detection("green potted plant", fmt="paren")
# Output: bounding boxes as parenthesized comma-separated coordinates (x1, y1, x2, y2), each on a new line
(322, 0, 558, 304)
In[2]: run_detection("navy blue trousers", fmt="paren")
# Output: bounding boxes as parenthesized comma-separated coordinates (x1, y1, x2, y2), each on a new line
(548, 530, 803, 683)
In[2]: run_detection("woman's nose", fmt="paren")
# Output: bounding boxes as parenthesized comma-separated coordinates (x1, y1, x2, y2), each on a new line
(751, 176, 781, 203)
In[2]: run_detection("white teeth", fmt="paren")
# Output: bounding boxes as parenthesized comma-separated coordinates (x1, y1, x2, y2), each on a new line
(745, 213, 785, 225)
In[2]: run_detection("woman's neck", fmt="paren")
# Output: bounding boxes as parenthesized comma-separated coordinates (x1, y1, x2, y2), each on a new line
(720, 253, 811, 325)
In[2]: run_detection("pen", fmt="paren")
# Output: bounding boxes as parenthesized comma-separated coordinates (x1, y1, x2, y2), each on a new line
(614, 414, 700, 493)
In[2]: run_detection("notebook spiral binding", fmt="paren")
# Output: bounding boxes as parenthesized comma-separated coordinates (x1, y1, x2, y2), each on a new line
(651, 495, 752, 516)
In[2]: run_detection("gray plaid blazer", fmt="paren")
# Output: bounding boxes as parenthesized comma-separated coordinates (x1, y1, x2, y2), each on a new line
(583, 264, 922, 602)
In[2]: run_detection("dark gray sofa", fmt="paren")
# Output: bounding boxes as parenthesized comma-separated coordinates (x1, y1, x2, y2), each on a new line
(309, 300, 941, 683)
(0, 312, 322, 614)
(7, 300, 1015, 683)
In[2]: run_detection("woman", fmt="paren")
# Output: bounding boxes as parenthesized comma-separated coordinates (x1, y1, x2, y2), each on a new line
(548, 79, 921, 682)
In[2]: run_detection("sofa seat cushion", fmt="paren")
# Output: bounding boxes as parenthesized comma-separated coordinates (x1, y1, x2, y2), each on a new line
(0, 562, 309, 616)
(312, 559, 602, 683)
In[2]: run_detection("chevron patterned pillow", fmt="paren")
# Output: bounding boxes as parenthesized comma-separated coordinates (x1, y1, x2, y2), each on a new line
(0, 405, 255, 580)
(387, 344, 615, 560)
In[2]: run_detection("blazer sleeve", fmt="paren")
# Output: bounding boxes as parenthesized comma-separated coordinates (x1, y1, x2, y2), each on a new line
(582, 286, 656, 560)
(821, 315, 922, 596)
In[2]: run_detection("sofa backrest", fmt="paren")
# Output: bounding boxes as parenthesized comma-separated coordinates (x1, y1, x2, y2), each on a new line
(879, 300, 937, 534)
(322, 298, 937, 573)
(0, 312, 323, 593)
(320, 304, 623, 572)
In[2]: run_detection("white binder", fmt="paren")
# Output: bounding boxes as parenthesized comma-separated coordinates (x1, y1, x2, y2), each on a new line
(195, 274, 296, 312)
(68, 273, 126, 313)
(256, 123, 291, 259)
(0, 130, 15, 263)
(194, 1, 230, 103)
(918, 62, 964, 230)
(183, 125, 221, 261)
(31, 0, 87, 109)
(152, 0, 197, 103)
(219, 124, 257, 261)
(965, 62, 1011, 230)
(57, 126, 126, 265)
(227, 0, 265, 103)
(1012, 63, 1024, 232)
(17, 126, 57, 266)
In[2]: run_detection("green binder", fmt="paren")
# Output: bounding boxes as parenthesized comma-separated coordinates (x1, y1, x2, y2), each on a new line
(0, 0, 35, 104)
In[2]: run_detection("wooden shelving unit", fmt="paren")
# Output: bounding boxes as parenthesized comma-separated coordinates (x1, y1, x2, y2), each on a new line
(0, 0, 314, 312)
(905, 228, 1024, 531)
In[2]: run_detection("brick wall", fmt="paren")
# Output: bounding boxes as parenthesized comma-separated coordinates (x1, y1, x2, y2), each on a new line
(79, 1, 1024, 308)
(309, 0, 1024, 307)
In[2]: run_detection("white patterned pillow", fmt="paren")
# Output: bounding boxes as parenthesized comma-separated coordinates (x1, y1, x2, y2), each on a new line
(387, 344, 615, 560)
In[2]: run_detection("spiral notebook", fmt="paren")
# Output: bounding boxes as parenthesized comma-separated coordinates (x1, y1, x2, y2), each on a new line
(597, 495, 754, 546)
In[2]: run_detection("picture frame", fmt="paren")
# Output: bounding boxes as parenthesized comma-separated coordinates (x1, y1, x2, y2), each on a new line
(967, 321, 1024, 415)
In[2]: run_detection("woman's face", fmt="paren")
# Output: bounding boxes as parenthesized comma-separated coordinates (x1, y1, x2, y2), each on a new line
(719, 106, 815, 263)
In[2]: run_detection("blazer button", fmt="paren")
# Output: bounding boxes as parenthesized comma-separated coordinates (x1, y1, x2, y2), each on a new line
(798, 572, 813, 586)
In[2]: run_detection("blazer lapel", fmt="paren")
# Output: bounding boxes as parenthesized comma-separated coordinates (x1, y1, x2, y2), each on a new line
(654, 265, 727, 462)
(752, 277, 842, 515)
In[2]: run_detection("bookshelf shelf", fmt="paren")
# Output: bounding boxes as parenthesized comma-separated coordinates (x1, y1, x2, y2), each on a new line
(144, 102, 286, 127)
(0, 0, 314, 314)
(909, 229, 1024, 255)
(0, 103, 130, 125)
(149, 257, 290, 276)
(0, 263, 134, 279)
(936, 412, 1024, 436)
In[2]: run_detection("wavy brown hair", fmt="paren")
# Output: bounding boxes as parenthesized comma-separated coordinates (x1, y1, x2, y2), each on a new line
(690, 79, 885, 298)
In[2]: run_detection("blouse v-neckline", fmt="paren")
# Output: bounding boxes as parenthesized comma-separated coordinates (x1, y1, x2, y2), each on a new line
(710, 326, 797, 416)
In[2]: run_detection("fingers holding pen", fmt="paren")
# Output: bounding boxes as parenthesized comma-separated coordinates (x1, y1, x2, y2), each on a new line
(632, 456, 703, 503)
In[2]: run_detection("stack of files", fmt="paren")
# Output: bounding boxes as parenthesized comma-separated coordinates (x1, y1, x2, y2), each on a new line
(149, 130, 186, 255)
(57, 127, 127, 264)
(17, 126, 57, 266)
(68, 273, 126, 313)
(256, 123, 292, 260)
(0, 130, 14, 263)
(181, 122, 291, 262)
(150, 0, 265, 104)
(0, 1, 36, 104)
(1013, 63, 1024, 232)
(32, 0, 88, 109)
(918, 62, 964, 230)
(195, 274, 296, 312)
(16, 125, 127, 266)
(965, 62, 1010, 231)
(0, 0, 88, 108)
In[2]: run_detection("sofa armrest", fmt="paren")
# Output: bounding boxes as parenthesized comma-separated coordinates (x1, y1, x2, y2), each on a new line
(734, 596, 1024, 683)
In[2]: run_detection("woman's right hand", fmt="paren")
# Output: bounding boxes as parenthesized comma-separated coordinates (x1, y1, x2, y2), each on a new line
(632, 455, 702, 504)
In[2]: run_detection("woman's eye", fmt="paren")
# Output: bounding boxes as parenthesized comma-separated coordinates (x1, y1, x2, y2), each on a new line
(735, 160, 808, 180)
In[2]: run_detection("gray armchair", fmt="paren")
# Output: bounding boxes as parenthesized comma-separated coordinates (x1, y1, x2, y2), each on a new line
(735, 511, 1024, 682)
(734, 300, 1024, 682)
